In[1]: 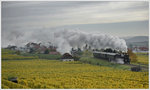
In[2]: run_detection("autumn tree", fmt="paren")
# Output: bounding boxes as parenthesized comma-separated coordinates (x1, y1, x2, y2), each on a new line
(127, 49, 137, 63)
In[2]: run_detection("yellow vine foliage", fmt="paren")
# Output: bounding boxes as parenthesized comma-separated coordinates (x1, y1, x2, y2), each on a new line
(2, 60, 149, 89)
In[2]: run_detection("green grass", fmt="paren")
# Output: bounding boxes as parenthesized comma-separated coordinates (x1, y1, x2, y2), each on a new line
(2, 49, 38, 60)
(2, 53, 39, 60)
(79, 57, 130, 70)
(2, 49, 16, 54)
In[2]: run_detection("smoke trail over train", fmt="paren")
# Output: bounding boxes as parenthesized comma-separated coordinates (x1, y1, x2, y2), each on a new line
(2, 28, 127, 54)
(54, 29, 127, 54)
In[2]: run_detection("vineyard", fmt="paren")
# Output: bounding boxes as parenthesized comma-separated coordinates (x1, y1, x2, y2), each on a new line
(20, 53, 61, 60)
(2, 59, 149, 89)
(2, 49, 38, 60)
(1, 49, 149, 89)
(136, 53, 149, 65)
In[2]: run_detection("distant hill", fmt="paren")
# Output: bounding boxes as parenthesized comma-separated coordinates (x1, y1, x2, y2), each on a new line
(121, 36, 149, 48)
(124, 36, 148, 42)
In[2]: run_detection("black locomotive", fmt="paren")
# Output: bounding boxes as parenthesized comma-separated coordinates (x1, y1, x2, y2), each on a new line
(93, 51, 130, 64)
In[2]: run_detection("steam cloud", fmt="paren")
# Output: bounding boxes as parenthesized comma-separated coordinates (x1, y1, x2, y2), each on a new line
(54, 29, 127, 54)
(2, 29, 127, 54)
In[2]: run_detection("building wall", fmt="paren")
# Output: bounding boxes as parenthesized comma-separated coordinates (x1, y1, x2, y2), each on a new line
(62, 59, 74, 61)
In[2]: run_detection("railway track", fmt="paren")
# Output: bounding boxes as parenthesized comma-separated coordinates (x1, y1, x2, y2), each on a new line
(124, 64, 149, 71)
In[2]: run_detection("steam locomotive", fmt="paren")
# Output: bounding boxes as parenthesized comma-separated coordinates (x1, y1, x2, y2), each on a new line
(93, 51, 130, 64)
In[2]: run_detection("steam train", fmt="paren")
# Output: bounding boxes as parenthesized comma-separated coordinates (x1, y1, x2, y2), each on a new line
(93, 51, 130, 64)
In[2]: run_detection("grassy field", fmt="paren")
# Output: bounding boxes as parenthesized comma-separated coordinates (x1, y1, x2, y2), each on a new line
(1, 49, 149, 89)
(80, 57, 130, 70)
(2, 49, 16, 54)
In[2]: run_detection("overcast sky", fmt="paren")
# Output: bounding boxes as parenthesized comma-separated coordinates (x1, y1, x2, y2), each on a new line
(1, 1, 149, 47)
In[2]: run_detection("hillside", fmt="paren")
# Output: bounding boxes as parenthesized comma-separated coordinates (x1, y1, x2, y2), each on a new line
(122, 36, 149, 47)
(124, 36, 148, 42)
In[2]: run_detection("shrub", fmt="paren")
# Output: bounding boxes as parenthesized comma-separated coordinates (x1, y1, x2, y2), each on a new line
(44, 49, 49, 54)
(73, 56, 80, 61)
(127, 49, 137, 63)
(16, 50, 21, 55)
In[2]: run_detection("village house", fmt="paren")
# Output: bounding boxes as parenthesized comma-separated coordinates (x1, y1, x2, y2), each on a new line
(61, 53, 74, 61)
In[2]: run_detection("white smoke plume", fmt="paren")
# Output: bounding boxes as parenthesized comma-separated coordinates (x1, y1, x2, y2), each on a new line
(2, 28, 127, 54)
(54, 29, 127, 54)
